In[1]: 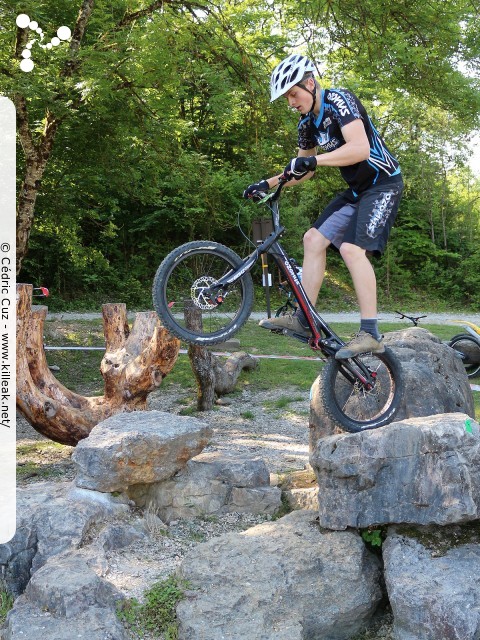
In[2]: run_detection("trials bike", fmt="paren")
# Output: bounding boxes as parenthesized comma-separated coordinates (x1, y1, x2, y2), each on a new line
(152, 180, 404, 433)
(396, 312, 480, 379)
(448, 321, 480, 379)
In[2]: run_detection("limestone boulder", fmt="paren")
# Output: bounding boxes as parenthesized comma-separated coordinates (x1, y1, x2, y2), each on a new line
(311, 413, 480, 530)
(72, 410, 212, 492)
(0, 481, 129, 596)
(4, 554, 127, 640)
(383, 525, 480, 640)
(134, 451, 281, 523)
(23, 554, 122, 618)
(176, 510, 382, 640)
(310, 327, 474, 444)
(4, 604, 127, 640)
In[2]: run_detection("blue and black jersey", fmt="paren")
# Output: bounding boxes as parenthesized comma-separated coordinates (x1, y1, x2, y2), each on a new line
(298, 88, 401, 194)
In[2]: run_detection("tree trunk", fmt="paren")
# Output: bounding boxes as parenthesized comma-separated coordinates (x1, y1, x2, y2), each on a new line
(16, 284, 181, 445)
(185, 303, 217, 411)
(184, 302, 258, 410)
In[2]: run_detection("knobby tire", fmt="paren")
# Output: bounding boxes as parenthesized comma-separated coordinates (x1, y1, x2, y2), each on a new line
(152, 241, 254, 345)
(320, 348, 404, 432)
(448, 334, 480, 378)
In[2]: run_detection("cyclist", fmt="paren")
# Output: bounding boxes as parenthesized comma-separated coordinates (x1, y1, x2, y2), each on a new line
(244, 54, 403, 359)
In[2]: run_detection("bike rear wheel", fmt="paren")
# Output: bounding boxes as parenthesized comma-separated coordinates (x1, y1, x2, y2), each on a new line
(448, 334, 480, 378)
(152, 241, 254, 345)
(320, 348, 403, 432)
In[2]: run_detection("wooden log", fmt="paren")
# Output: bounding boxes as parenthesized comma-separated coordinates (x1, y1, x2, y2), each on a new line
(213, 352, 259, 395)
(16, 285, 97, 444)
(16, 284, 181, 446)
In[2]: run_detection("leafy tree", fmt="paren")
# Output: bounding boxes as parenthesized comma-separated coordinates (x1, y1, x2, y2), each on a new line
(2, 0, 480, 309)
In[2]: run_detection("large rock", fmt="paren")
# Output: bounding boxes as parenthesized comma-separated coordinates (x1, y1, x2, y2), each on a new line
(383, 525, 480, 640)
(4, 554, 127, 639)
(311, 413, 480, 530)
(4, 604, 127, 640)
(72, 410, 212, 492)
(0, 481, 129, 596)
(176, 510, 382, 640)
(132, 451, 282, 523)
(23, 554, 122, 618)
(310, 328, 474, 444)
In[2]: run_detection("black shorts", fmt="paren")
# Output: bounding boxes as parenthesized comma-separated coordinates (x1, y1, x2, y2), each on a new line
(312, 174, 404, 257)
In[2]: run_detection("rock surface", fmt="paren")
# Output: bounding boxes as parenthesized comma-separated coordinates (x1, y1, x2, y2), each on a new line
(383, 525, 480, 640)
(0, 481, 130, 596)
(176, 510, 382, 640)
(310, 328, 475, 444)
(4, 604, 127, 640)
(132, 451, 282, 523)
(4, 553, 127, 640)
(72, 410, 212, 492)
(284, 487, 319, 511)
(311, 413, 480, 529)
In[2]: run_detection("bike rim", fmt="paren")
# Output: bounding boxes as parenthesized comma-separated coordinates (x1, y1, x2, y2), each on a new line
(333, 354, 397, 427)
(451, 337, 480, 377)
(162, 249, 247, 338)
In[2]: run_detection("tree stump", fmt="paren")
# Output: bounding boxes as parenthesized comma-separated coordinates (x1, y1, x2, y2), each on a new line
(16, 284, 181, 446)
(184, 302, 258, 410)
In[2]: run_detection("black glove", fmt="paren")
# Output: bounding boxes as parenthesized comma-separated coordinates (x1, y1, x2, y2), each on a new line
(283, 156, 317, 181)
(243, 180, 269, 199)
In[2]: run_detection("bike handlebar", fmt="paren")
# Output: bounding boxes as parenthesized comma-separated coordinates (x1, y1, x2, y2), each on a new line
(251, 176, 287, 204)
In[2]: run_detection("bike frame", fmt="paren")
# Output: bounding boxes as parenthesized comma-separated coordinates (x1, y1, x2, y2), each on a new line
(208, 180, 345, 359)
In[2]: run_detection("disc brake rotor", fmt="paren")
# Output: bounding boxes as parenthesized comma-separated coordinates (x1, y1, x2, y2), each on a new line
(191, 276, 218, 310)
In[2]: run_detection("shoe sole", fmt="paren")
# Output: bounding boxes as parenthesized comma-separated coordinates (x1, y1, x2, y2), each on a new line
(259, 320, 311, 340)
(335, 345, 385, 360)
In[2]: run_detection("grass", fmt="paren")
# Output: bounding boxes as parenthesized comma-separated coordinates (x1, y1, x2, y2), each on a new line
(474, 392, 480, 418)
(264, 395, 305, 410)
(117, 575, 189, 639)
(0, 590, 14, 626)
(16, 441, 74, 483)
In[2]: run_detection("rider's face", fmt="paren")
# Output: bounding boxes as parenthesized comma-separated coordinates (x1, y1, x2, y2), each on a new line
(284, 78, 314, 114)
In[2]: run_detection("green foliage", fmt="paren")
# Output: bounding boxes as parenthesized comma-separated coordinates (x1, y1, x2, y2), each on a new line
(272, 492, 293, 520)
(0, 589, 14, 625)
(117, 575, 189, 639)
(361, 528, 384, 548)
(1, 0, 480, 309)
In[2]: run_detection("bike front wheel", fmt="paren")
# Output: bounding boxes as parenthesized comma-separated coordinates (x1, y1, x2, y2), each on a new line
(448, 334, 480, 378)
(152, 241, 254, 345)
(320, 348, 404, 433)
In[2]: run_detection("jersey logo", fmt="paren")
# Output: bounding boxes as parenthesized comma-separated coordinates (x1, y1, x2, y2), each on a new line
(323, 117, 332, 127)
(316, 134, 340, 151)
(316, 132, 330, 146)
(327, 92, 350, 117)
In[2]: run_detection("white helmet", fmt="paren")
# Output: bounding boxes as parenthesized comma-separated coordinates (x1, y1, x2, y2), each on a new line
(270, 54, 316, 102)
